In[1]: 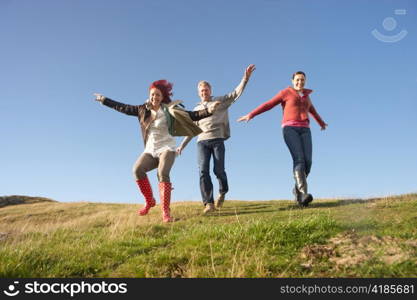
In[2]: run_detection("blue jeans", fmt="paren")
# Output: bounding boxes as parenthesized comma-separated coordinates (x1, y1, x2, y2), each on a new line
(283, 126, 312, 176)
(197, 138, 229, 205)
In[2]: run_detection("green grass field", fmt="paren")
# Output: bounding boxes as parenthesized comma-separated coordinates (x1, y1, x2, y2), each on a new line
(0, 194, 416, 278)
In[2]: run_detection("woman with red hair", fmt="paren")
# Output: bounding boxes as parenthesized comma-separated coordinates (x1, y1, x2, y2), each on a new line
(94, 80, 219, 222)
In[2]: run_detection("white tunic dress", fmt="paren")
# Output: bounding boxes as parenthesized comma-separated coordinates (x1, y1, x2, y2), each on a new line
(144, 108, 176, 158)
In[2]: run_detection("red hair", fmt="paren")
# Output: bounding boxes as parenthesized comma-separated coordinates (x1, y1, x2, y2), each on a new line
(149, 80, 173, 104)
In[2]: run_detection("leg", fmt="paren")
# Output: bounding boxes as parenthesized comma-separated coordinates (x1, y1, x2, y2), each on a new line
(298, 128, 313, 206)
(133, 153, 158, 215)
(133, 153, 159, 181)
(283, 127, 301, 202)
(283, 127, 312, 206)
(157, 151, 176, 222)
(197, 141, 214, 206)
(212, 139, 228, 208)
(283, 126, 306, 173)
(300, 128, 313, 177)
(157, 150, 176, 183)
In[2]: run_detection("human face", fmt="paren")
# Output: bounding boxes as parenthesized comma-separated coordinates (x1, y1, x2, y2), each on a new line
(149, 88, 163, 108)
(198, 84, 212, 102)
(292, 74, 306, 91)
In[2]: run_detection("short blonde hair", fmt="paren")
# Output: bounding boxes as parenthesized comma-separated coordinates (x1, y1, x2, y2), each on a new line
(197, 80, 211, 90)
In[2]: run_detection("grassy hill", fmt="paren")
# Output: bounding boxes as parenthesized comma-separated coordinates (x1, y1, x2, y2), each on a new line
(0, 194, 416, 278)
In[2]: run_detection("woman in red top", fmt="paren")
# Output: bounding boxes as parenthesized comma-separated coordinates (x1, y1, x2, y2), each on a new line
(238, 71, 328, 206)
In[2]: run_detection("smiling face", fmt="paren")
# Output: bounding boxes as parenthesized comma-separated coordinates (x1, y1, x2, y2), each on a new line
(149, 88, 163, 108)
(198, 83, 212, 102)
(292, 74, 306, 91)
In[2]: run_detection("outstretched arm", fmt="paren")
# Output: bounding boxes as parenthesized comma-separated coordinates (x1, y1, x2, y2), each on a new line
(237, 89, 284, 123)
(186, 101, 221, 121)
(221, 64, 256, 107)
(93, 93, 139, 116)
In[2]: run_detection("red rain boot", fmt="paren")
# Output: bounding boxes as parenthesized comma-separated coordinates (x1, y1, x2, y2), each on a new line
(136, 177, 156, 216)
(159, 182, 173, 223)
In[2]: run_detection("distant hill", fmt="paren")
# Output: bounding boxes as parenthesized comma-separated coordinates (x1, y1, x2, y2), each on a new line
(0, 195, 57, 208)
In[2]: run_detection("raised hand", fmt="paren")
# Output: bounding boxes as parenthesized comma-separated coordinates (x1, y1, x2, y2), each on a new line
(244, 64, 256, 81)
(94, 93, 105, 102)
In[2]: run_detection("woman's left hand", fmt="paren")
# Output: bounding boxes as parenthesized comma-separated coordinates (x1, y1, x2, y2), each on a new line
(321, 123, 328, 130)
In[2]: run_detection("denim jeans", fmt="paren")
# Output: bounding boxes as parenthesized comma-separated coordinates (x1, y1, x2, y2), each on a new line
(197, 138, 229, 205)
(283, 126, 312, 176)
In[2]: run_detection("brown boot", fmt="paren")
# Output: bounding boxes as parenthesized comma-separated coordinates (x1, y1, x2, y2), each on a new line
(215, 193, 225, 209)
(203, 203, 216, 214)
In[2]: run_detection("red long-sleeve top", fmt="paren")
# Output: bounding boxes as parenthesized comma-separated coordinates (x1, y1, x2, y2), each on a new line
(248, 87, 326, 128)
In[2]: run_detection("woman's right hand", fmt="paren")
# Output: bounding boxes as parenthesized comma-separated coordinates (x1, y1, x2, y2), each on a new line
(94, 93, 105, 103)
(237, 114, 252, 122)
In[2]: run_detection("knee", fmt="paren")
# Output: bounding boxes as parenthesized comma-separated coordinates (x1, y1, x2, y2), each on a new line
(198, 160, 210, 173)
(133, 166, 146, 180)
(199, 169, 210, 179)
(157, 171, 170, 183)
(213, 168, 226, 178)
(294, 162, 306, 172)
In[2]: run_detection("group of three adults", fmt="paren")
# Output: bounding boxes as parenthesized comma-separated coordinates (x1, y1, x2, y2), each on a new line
(94, 64, 327, 222)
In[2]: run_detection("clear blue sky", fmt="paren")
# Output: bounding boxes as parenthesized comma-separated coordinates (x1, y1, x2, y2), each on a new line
(1, 0, 416, 204)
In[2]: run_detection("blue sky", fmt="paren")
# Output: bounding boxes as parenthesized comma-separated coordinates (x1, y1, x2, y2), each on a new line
(1, 0, 416, 204)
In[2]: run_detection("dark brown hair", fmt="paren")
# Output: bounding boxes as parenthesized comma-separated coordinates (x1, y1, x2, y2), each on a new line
(292, 71, 306, 79)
